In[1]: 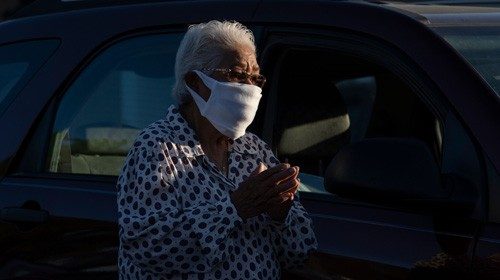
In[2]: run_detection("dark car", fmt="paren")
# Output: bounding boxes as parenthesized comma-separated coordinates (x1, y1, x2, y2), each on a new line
(0, 0, 499, 279)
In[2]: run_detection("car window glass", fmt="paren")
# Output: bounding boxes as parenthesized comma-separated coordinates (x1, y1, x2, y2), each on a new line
(46, 33, 183, 176)
(0, 40, 59, 115)
(271, 49, 441, 195)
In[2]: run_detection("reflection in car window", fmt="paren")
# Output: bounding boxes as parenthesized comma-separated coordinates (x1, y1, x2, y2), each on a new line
(0, 40, 59, 115)
(47, 33, 183, 176)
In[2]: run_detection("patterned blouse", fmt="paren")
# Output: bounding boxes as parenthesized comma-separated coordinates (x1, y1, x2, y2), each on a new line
(116, 105, 318, 280)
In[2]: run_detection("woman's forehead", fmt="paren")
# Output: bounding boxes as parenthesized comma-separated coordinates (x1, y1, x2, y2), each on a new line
(219, 47, 259, 71)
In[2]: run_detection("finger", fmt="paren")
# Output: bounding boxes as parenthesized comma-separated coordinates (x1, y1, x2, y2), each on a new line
(254, 163, 290, 182)
(255, 183, 291, 204)
(291, 166, 300, 179)
(290, 183, 300, 194)
(245, 165, 298, 202)
(247, 164, 293, 196)
(258, 162, 268, 172)
(250, 162, 267, 177)
(276, 178, 300, 194)
(270, 176, 300, 196)
(279, 166, 300, 182)
(239, 164, 270, 199)
(249, 179, 297, 208)
(261, 166, 299, 188)
(259, 180, 298, 208)
(264, 193, 293, 210)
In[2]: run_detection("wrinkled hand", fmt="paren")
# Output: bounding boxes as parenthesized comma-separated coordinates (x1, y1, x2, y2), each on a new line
(229, 163, 299, 221)
(254, 163, 301, 222)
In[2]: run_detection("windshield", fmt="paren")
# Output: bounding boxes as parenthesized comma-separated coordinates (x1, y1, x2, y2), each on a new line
(431, 26, 500, 97)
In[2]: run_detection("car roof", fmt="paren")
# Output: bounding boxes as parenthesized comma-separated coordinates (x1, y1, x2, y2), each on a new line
(9, 0, 201, 19)
(8, 0, 500, 27)
(0, 0, 262, 43)
(382, 1, 500, 26)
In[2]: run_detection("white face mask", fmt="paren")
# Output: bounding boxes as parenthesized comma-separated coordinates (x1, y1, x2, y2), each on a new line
(184, 70, 262, 140)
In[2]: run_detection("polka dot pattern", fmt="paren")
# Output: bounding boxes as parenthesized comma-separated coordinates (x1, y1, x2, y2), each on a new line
(117, 105, 318, 279)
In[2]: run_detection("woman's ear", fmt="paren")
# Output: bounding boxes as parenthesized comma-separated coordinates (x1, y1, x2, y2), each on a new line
(184, 71, 199, 91)
(185, 71, 211, 101)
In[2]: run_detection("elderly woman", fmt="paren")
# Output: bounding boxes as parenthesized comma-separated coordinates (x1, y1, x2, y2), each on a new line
(116, 20, 317, 280)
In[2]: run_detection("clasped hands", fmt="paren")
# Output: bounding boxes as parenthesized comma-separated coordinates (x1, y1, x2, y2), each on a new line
(230, 163, 300, 222)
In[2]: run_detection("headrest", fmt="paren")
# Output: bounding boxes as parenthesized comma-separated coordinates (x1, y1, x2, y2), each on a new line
(278, 114, 350, 156)
(70, 126, 139, 155)
(335, 76, 377, 142)
(277, 76, 350, 158)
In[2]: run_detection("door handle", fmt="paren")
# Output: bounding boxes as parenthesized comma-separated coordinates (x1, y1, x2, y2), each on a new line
(1, 207, 49, 223)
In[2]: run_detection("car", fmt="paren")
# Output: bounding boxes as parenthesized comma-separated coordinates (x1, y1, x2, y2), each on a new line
(0, 0, 499, 279)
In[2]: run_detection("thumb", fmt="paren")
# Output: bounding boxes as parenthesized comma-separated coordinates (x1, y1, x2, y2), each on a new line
(250, 162, 267, 177)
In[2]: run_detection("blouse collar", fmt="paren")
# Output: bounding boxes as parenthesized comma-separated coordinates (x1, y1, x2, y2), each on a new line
(164, 104, 259, 157)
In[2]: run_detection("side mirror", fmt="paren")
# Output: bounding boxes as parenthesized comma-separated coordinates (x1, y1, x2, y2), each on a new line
(324, 138, 475, 213)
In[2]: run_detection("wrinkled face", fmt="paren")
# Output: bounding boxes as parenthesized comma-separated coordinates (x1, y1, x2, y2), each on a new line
(185, 44, 261, 101)
(211, 45, 261, 84)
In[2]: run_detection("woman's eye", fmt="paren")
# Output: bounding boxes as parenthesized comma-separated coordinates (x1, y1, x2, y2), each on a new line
(231, 72, 245, 80)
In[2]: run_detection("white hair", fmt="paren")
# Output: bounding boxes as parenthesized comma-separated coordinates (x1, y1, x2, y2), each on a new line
(172, 20, 256, 104)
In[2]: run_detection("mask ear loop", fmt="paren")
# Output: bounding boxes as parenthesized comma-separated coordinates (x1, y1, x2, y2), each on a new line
(183, 70, 213, 104)
(192, 70, 218, 90)
(184, 70, 218, 116)
(185, 81, 211, 118)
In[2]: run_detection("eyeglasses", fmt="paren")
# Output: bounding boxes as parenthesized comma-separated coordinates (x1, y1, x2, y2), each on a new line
(201, 68, 267, 88)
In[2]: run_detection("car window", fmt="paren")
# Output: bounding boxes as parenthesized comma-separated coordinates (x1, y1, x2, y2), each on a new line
(271, 49, 442, 195)
(0, 39, 59, 115)
(46, 33, 183, 176)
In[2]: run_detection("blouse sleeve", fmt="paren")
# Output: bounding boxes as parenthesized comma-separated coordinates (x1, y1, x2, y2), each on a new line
(253, 135, 319, 270)
(116, 145, 243, 276)
(267, 199, 318, 271)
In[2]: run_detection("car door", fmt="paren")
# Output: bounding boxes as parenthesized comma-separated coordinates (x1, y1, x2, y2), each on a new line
(254, 27, 486, 279)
